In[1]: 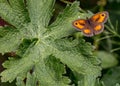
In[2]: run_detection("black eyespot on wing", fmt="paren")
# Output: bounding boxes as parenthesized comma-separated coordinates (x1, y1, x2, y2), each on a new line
(75, 22, 78, 25)
(101, 13, 106, 17)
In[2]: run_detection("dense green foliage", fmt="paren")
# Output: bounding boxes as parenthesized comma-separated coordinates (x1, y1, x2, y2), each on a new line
(0, 0, 120, 86)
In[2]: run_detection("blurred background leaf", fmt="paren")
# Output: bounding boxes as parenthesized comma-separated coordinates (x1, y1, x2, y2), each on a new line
(101, 67, 120, 86)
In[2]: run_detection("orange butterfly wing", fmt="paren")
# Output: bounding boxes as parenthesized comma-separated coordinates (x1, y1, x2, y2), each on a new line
(72, 19, 86, 31)
(82, 26, 94, 37)
(93, 24, 104, 35)
(72, 19, 94, 37)
(90, 11, 109, 35)
(90, 11, 109, 24)
(72, 11, 109, 36)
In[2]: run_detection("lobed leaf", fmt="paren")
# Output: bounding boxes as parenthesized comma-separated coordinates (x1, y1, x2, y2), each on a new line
(0, 0, 102, 86)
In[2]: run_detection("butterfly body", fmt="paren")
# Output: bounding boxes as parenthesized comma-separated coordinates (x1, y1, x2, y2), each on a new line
(72, 11, 109, 37)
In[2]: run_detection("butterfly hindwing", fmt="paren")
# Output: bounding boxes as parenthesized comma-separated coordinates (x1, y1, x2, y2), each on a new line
(93, 24, 104, 35)
(82, 25, 93, 37)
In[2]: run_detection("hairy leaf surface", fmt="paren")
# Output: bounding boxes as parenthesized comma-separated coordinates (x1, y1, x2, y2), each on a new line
(0, 0, 101, 86)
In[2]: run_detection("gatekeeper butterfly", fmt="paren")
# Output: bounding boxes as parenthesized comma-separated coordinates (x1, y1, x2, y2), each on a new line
(72, 11, 109, 37)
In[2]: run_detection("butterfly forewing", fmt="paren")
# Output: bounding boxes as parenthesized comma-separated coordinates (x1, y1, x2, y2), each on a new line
(90, 11, 109, 24)
(72, 19, 86, 31)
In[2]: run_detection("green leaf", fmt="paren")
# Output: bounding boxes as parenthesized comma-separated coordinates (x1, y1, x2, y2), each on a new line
(0, 0, 101, 86)
(0, 1, 29, 28)
(0, 79, 16, 86)
(116, 83, 120, 86)
(44, 2, 80, 39)
(27, 0, 55, 27)
(95, 51, 118, 69)
(0, 26, 22, 52)
(8, 0, 26, 10)
(101, 67, 120, 86)
(94, 79, 105, 86)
